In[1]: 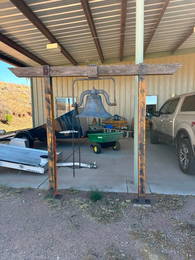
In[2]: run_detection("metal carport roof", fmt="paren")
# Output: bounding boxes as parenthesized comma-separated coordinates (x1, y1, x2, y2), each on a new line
(0, 0, 194, 66)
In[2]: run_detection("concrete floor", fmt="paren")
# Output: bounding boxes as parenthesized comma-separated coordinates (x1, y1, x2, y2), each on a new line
(0, 138, 194, 195)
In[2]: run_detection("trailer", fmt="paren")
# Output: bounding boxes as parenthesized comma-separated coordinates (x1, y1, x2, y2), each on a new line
(15, 109, 88, 147)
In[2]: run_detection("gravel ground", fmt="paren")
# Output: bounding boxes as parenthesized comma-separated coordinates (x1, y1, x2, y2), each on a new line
(0, 187, 194, 260)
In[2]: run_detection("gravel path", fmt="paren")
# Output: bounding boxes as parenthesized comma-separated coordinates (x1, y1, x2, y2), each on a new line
(0, 187, 194, 260)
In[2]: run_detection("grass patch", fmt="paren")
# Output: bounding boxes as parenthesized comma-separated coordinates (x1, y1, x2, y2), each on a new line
(87, 198, 128, 223)
(0, 185, 25, 198)
(155, 196, 186, 211)
(89, 190, 103, 202)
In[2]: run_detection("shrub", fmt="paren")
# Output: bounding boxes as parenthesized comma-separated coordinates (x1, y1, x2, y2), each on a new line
(89, 190, 103, 202)
(5, 114, 13, 124)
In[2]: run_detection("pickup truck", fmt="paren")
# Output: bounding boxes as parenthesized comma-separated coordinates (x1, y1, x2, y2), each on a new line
(150, 92, 195, 175)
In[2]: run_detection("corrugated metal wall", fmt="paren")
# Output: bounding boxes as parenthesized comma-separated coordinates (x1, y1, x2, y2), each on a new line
(31, 53, 195, 127)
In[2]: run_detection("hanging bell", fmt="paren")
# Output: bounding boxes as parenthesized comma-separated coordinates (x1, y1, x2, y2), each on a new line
(76, 88, 113, 119)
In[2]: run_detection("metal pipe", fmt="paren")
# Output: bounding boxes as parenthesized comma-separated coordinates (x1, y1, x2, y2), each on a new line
(72, 77, 117, 106)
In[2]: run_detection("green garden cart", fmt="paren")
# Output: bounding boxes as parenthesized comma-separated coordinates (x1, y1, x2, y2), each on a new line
(88, 132, 123, 153)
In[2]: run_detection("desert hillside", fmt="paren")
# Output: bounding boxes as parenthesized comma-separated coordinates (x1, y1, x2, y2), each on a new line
(0, 81, 32, 132)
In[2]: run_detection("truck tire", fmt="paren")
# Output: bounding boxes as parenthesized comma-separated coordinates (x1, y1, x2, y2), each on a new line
(15, 131, 34, 148)
(150, 128, 159, 144)
(177, 138, 195, 175)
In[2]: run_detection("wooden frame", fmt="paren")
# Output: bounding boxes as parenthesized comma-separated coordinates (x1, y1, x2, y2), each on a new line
(10, 63, 181, 196)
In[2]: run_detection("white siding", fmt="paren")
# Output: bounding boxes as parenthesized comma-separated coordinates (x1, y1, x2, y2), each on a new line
(31, 53, 195, 126)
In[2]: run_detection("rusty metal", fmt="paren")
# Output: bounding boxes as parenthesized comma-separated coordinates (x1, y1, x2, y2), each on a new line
(43, 65, 58, 193)
(137, 74, 147, 197)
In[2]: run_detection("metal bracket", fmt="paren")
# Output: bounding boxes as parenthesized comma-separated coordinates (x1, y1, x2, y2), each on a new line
(138, 63, 145, 80)
(43, 65, 50, 76)
(87, 64, 98, 78)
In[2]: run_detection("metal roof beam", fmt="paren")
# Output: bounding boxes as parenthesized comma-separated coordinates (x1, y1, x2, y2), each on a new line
(10, 0, 78, 65)
(0, 32, 47, 65)
(0, 53, 26, 67)
(171, 25, 195, 53)
(119, 0, 127, 61)
(80, 0, 104, 63)
(144, 0, 170, 53)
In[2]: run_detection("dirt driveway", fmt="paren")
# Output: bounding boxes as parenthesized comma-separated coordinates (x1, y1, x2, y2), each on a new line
(0, 187, 194, 260)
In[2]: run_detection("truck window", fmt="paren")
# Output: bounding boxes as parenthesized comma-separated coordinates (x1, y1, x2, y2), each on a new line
(181, 95, 195, 112)
(160, 98, 179, 115)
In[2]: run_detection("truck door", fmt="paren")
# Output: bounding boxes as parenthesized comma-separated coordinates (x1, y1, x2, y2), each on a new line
(159, 98, 180, 142)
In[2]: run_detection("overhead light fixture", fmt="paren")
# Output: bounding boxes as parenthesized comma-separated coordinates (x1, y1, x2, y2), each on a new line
(46, 43, 61, 53)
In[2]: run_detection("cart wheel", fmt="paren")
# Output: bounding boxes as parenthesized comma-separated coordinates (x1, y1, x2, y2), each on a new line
(112, 141, 120, 151)
(93, 144, 101, 154)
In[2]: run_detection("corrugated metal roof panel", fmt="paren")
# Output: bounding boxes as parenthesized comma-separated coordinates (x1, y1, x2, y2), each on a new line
(0, 0, 194, 66)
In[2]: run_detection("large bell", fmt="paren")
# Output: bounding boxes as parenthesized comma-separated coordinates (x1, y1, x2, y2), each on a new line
(77, 93, 112, 119)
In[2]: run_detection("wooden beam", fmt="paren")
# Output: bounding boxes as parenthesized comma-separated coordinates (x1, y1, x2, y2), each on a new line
(119, 0, 128, 61)
(43, 65, 57, 192)
(171, 25, 195, 53)
(144, 0, 170, 53)
(80, 0, 104, 63)
(0, 53, 26, 67)
(10, 0, 77, 65)
(10, 64, 182, 78)
(0, 33, 47, 65)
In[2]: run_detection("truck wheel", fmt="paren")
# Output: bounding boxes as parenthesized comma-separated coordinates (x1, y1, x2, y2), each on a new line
(177, 138, 195, 175)
(150, 128, 159, 144)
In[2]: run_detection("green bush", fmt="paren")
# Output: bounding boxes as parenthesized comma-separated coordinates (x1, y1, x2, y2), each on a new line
(89, 190, 103, 202)
(5, 114, 13, 124)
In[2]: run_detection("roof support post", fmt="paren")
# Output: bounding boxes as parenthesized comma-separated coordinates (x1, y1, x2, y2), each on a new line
(43, 65, 58, 194)
(134, 0, 146, 198)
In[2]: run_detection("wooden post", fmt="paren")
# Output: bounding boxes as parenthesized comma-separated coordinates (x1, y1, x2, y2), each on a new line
(137, 75, 147, 196)
(134, 0, 144, 191)
(43, 65, 57, 193)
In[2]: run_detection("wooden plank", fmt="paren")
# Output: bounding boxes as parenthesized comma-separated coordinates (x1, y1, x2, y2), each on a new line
(0, 33, 47, 65)
(10, 66, 45, 77)
(10, 0, 77, 65)
(43, 65, 57, 192)
(10, 63, 182, 78)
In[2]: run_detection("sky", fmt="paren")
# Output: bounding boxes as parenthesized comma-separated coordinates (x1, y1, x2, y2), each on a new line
(0, 60, 30, 86)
